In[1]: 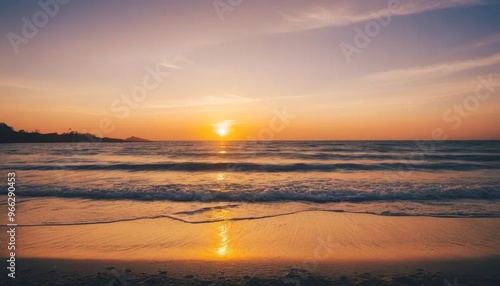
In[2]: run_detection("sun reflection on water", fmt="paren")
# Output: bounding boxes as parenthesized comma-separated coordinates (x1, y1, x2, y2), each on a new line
(217, 224, 229, 256)
(213, 210, 231, 258)
(217, 173, 225, 181)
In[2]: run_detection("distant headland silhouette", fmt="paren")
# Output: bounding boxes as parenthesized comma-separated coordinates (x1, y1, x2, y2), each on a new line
(0, 123, 150, 143)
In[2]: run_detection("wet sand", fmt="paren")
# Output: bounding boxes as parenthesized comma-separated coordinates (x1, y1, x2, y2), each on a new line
(2, 211, 499, 285)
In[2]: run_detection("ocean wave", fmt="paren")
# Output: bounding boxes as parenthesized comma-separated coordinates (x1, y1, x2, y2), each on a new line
(109, 152, 500, 162)
(11, 185, 500, 202)
(2, 161, 500, 172)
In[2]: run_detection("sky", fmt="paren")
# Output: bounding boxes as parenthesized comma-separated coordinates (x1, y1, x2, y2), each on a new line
(0, 0, 499, 140)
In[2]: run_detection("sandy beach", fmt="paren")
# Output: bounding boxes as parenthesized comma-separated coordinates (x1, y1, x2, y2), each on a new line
(3, 210, 499, 285)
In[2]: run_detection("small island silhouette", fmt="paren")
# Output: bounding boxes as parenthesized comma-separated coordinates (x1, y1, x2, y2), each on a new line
(0, 123, 150, 143)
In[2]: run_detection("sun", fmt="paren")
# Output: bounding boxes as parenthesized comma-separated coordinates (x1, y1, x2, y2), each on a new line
(214, 120, 233, 138)
(217, 128, 228, 137)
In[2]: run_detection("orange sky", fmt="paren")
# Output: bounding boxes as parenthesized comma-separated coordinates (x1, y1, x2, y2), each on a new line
(1, 0, 499, 140)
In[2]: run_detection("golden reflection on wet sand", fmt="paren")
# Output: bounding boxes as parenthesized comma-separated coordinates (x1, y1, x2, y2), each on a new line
(217, 173, 225, 181)
(212, 209, 231, 258)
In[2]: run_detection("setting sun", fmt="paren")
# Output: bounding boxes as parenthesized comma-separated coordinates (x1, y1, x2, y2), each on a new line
(214, 120, 233, 138)
(217, 128, 227, 137)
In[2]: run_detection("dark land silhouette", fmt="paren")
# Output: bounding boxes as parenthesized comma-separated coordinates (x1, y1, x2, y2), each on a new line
(124, 136, 151, 142)
(0, 123, 150, 143)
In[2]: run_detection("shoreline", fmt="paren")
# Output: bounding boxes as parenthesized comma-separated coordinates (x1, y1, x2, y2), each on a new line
(11, 212, 499, 261)
(2, 211, 499, 284)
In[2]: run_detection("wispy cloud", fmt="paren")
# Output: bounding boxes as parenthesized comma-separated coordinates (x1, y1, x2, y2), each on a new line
(212, 119, 234, 129)
(278, 0, 482, 32)
(366, 52, 500, 81)
(159, 62, 183, 69)
(268, 95, 308, 100)
(159, 57, 194, 70)
(144, 94, 259, 109)
(463, 33, 500, 50)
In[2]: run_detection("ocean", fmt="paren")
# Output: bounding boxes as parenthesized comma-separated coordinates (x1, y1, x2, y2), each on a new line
(1, 141, 499, 226)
